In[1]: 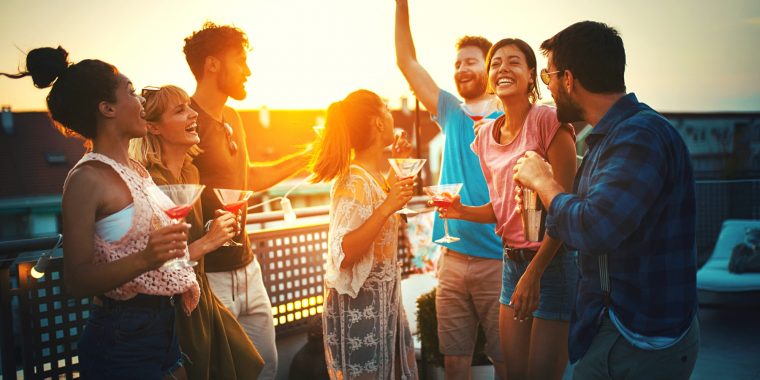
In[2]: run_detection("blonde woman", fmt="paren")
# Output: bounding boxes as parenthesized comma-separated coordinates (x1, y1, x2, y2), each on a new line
(130, 85, 263, 379)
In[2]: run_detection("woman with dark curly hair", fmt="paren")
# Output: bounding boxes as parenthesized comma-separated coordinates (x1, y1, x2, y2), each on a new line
(3, 47, 199, 379)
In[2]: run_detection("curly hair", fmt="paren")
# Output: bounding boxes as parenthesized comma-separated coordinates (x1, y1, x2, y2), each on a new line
(183, 22, 249, 80)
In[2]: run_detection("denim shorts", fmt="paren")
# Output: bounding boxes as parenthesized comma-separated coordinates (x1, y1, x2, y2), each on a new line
(501, 249, 578, 321)
(78, 297, 182, 379)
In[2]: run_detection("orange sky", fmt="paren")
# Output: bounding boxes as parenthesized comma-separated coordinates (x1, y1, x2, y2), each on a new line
(1, 0, 759, 112)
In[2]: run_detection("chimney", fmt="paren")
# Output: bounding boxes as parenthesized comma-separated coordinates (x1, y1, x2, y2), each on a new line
(1, 106, 12, 135)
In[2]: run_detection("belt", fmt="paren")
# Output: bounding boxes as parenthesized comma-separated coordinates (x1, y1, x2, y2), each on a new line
(94, 294, 175, 309)
(503, 247, 537, 263)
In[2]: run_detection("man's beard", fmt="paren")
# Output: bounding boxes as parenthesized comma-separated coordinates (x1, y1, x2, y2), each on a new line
(455, 73, 488, 100)
(218, 67, 247, 101)
(555, 85, 584, 123)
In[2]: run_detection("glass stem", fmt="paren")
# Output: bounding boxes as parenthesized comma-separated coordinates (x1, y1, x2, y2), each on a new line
(443, 217, 451, 237)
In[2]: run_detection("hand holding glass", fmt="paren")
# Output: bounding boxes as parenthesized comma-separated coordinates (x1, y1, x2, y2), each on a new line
(388, 158, 426, 214)
(214, 188, 254, 246)
(155, 184, 205, 269)
(424, 183, 463, 243)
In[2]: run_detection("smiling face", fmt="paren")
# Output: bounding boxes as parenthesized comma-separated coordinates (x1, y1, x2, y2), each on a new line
(109, 74, 148, 138)
(145, 88, 200, 151)
(487, 44, 535, 102)
(454, 46, 488, 100)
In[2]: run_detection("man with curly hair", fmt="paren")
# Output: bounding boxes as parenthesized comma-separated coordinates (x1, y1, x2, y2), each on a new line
(183, 22, 311, 379)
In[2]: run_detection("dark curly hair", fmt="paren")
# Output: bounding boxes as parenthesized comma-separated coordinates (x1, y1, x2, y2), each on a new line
(1, 46, 120, 140)
(183, 22, 249, 80)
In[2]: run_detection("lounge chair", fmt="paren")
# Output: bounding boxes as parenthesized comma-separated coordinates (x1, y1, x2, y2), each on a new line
(696, 219, 760, 308)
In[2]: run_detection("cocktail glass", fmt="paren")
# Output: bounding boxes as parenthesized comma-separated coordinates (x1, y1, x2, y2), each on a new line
(459, 98, 499, 122)
(424, 183, 464, 243)
(388, 158, 426, 214)
(213, 188, 254, 246)
(155, 184, 205, 269)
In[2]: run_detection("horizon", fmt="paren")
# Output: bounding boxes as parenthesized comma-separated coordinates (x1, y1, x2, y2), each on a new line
(1, 0, 759, 113)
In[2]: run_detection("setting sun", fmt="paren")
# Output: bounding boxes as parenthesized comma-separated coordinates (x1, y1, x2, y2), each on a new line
(1, 0, 759, 112)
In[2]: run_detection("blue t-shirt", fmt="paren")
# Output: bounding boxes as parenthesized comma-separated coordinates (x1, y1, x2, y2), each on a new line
(432, 90, 503, 259)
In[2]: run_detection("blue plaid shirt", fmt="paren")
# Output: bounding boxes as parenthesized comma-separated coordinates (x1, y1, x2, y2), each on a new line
(545, 93, 698, 362)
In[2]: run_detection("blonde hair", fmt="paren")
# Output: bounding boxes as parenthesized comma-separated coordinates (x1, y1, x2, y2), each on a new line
(309, 89, 385, 183)
(129, 85, 201, 166)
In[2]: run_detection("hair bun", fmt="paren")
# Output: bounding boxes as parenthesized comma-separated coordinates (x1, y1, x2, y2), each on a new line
(26, 46, 70, 88)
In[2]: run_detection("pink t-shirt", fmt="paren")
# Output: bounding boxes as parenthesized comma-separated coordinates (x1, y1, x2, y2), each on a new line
(470, 105, 573, 250)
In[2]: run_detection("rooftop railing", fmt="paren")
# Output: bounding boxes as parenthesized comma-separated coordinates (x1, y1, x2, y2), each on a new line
(0, 179, 758, 379)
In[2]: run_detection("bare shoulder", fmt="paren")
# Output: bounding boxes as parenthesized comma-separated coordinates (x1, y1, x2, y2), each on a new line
(63, 161, 131, 216)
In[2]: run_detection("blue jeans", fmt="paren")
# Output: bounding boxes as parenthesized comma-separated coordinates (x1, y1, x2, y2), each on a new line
(78, 297, 182, 379)
(501, 249, 578, 321)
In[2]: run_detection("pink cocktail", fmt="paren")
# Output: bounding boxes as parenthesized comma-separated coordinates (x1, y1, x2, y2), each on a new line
(155, 184, 205, 269)
(214, 188, 254, 246)
(424, 184, 464, 243)
(431, 194, 454, 209)
(164, 205, 193, 220)
(222, 200, 247, 214)
(460, 99, 498, 124)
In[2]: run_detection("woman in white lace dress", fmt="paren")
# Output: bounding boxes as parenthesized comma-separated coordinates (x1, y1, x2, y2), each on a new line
(310, 89, 419, 379)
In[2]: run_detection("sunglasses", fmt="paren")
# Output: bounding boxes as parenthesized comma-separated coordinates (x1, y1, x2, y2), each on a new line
(540, 69, 562, 86)
(141, 86, 161, 98)
(223, 122, 239, 155)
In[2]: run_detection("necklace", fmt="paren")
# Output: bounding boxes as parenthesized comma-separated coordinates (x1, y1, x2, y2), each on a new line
(354, 162, 390, 193)
(190, 98, 239, 155)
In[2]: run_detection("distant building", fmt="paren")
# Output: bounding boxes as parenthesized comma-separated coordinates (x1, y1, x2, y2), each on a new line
(1, 108, 757, 240)
(0, 109, 86, 240)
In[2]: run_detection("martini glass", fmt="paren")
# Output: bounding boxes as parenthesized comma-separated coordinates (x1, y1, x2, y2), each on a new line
(423, 183, 463, 243)
(155, 184, 205, 269)
(388, 158, 426, 214)
(460, 98, 499, 122)
(214, 188, 254, 246)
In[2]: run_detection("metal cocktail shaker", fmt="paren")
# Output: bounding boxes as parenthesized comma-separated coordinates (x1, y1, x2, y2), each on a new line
(521, 187, 546, 242)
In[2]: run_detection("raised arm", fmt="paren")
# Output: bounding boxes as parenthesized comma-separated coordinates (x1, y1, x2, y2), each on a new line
(395, 0, 441, 115)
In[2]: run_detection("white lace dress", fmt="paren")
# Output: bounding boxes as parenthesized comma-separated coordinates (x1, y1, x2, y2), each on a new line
(323, 165, 418, 380)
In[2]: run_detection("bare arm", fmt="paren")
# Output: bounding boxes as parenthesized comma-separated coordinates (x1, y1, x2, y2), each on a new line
(510, 126, 577, 320)
(340, 177, 414, 269)
(437, 196, 497, 224)
(395, 0, 441, 115)
(248, 151, 310, 192)
(62, 167, 188, 298)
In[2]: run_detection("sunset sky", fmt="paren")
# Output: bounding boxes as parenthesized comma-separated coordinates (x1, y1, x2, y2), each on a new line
(1, 0, 759, 112)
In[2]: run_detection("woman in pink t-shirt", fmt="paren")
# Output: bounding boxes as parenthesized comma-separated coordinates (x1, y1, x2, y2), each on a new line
(439, 38, 577, 380)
